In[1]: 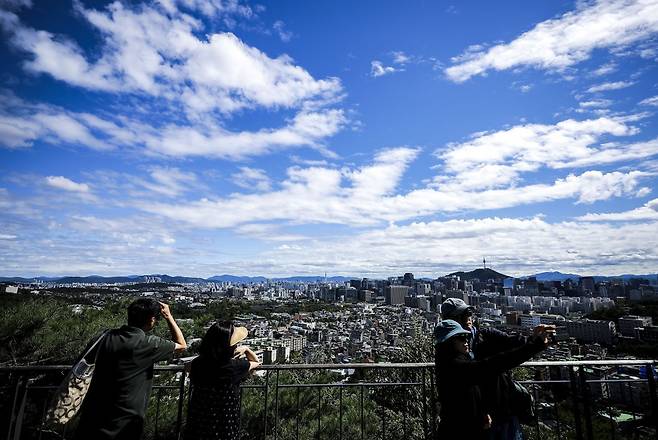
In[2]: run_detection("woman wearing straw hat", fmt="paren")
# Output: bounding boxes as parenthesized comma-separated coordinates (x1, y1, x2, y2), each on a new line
(184, 321, 260, 440)
(434, 320, 551, 439)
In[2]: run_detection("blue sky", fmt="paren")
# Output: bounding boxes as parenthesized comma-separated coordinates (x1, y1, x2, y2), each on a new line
(1, 0, 658, 278)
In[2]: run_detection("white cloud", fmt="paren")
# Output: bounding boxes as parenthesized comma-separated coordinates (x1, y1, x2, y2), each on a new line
(0, 234, 17, 240)
(586, 80, 635, 93)
(391, 51, 410, 65)
(273, 20, 293, 42)
(69, 214, 180, 247)
(0, 95, 346, 159)
(435, 116, 652, 190)
(45, 176, 91, 193)
(255, 216, 658, 277)
(139, 167, 199, 197)
(370, 60, 399, 77)
(235, 223, 308, 242)
(579, 99, 612, 108)
(0, 4, 342, 115)
(592, 61, 617, 76)
(144, 108, 346, 159)
(232, 167, 272, 191)
(445, 0, 658, 82)
(578, 198, 658, 221)
(640, 95, 658, 106)
(0, 114, 42, 148)
(136, 146, 649, 229)
(165, 0, 255, 19)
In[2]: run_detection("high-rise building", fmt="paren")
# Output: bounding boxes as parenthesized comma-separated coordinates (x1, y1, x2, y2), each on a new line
(580, 276, 595, 294)
(618, 315, 653, 337)
(566, 319, 616, 345)
(385, 285, 409, 305)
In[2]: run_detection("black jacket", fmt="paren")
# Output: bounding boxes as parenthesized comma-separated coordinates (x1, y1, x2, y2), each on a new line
(435, 336, 544, 439)
(472, 327, 528, 420)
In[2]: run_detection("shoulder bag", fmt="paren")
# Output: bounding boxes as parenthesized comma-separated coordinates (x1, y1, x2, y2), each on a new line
(45, 330, 109, 425)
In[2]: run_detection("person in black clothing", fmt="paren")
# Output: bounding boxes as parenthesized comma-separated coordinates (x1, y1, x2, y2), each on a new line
(75, 299, 187, 440)
(184, 321, 260, 440)
(441, 298, 554, 439)
(434, 319, 550, 440)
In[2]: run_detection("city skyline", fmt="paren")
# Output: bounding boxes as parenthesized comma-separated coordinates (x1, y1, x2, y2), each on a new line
(1, 0, 658, 278)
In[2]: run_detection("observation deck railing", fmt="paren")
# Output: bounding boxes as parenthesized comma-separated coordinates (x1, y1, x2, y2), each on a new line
(1, 360, 656, 440)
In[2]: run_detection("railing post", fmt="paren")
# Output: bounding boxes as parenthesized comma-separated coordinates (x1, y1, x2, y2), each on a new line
(569, 367, 584, 440)
(578, 366, 594, 440)
(429, 366, 437, 440)
(645, 363, 658, 440)
(296, 386, 300, 440)
(175, 369, 186, 440)
(339, 385, 343, 440)
(421, 368, 428, 440)
(6, 376, 23, 440)
(9, 377, 32, 440)
(263, 370, 270, 440)
(533, 385, 540, 440)
(155, 388, 162, 440)
(605, 399, 616, 440)
(316, 386, 321, 440)
(360, 384, 364, 440)
(403, 383, 408, 439)
(274, 370, 280, 440)
(380, 396, 385, 440)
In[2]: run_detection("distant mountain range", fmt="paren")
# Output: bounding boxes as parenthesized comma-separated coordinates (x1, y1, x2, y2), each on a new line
(526, 271, 658, 282)
(1, 270, 656, 284)
(0, 274, 353, 284)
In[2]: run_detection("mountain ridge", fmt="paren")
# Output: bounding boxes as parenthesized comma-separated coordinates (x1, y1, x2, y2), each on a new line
(2, 270, 657, 284)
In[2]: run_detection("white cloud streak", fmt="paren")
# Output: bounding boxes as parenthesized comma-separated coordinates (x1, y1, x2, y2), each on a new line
(45, 176, 90, 193)
(0, 95, 346, 159)
(578, 198, 658, 221)
(232, 167, 272, 191)
(370, 60, 400, 77)
(445, 0, 658, 82)
(586, 80, 635, 93)
(640, 95, 658, 106)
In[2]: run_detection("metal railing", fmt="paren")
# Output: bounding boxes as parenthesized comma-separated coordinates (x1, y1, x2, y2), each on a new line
(1, 360, 657, 440)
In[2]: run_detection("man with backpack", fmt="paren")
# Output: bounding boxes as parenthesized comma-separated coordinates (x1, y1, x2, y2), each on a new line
(75, 298, 187, 440)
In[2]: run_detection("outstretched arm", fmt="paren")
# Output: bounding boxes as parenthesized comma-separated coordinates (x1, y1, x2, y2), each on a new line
(159, 302, 187, 352)
(440, 331, 550, 384)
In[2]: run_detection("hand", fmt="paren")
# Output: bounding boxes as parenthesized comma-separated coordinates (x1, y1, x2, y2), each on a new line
(483, 414, 492, 429)
(533, 324, 556, 344)
(158, 302, 173, 321)
(233, 346, 248, 357)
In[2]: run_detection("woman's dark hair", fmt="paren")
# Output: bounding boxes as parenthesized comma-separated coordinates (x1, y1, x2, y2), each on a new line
(198, 321, 236, 362)
(127, 298, 160, 327)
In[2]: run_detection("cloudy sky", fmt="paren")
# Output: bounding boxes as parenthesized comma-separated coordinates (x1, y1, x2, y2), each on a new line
(1, 0, 658, 278)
